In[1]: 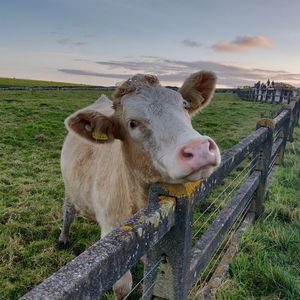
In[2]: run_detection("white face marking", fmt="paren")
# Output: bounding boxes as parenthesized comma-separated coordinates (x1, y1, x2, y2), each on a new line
(121, 86, 219, 183)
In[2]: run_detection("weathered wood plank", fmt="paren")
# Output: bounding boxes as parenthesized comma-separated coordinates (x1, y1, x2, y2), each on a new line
(288, 101, 296, 110)
(143, 185, 197, 300)
(296, 99, 300, 126)
(287, 101, 297, 142)
(273, 110, 289, 131)
(251, 120, 273, 217)
(189, 171, 260, 287)
(193, 128, 267, 206)
(20, 198, 176, 300)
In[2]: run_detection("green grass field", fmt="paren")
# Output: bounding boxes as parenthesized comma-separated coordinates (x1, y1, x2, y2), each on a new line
(0, 77, 85, 87)
(215, 127, 300, 300)
(0, 87, 282, 299)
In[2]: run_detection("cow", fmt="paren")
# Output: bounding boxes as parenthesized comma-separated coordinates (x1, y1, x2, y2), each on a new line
(59, 71, 221, 299)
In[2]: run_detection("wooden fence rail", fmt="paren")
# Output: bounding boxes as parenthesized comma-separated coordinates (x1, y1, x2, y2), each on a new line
(21, 99, 300, 300)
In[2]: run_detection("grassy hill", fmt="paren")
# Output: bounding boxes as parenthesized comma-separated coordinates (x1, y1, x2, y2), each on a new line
(0, 77, 86, 87)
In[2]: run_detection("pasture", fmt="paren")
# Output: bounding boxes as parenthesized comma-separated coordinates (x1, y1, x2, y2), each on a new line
(0, 86, 283, 299)
(216, 127, 300, 299)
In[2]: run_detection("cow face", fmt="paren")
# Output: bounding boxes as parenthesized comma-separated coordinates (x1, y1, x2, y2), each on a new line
(67, 71, 221, 184)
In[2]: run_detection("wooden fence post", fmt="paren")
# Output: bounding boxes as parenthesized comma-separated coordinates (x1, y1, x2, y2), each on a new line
(286, 102, 296, 142)
(251, 89, 255, 101)
(250, 118, 274, 218)
(142, 182, 201, 300)
(276, 108, 291, 165)
(296, 99, 300, 127)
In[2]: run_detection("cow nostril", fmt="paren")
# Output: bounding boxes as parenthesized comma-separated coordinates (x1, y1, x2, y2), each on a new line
(208, 139, 216, 152)
(181, 148, 194, 159)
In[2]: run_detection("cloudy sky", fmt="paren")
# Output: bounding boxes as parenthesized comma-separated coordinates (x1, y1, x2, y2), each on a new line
(1, 0, 300, 87)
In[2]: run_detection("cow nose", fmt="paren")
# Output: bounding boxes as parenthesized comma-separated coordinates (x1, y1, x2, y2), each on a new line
(178, 139, 218, 170)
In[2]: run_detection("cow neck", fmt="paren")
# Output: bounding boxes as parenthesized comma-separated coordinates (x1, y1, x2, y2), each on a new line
(120, 142, 150, 207)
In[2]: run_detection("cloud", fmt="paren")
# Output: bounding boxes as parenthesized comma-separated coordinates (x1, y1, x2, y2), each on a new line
(58, 57, 300, 87)
(95, 58, 180, 74)
(73, 58, 90, 62)
(73, 41, 87, 46)
(47, 31, 59, 35)
(57, 38, 70, 45)
(45, 27, 65, 35)
(212, 35, 273, 52)
(84, 33, 97, 38)
(57, 38, 87, 46)
(58, 69, 130, 79)
(181, 39, 201, 48)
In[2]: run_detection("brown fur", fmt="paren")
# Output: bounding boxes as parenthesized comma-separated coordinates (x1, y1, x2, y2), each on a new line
(112, 74, 160, 103)
(68, 110, 126, 143)
(112, 98, 162, 184)
(179, 71, 217, 115)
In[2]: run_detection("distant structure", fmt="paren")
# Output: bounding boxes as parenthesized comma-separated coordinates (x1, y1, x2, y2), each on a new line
(237, 80, 297, 103)
(252, 79, 297, 103)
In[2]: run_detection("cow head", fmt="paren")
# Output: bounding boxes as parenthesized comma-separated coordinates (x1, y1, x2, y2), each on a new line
(66, 71, 221, 184)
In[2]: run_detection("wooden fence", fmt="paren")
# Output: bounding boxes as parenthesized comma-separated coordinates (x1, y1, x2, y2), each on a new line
(21, 99, 300, 300)
(237, 88, 296, 104)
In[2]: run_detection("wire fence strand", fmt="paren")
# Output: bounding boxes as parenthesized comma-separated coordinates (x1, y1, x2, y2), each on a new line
(192, 160, 256, 240)
(192, 154, 258, 228)
(268, 154, 278, 176)
(189, 199, 251, 299)
(123, 257, 162, 300)
(139, 275, 162, 300)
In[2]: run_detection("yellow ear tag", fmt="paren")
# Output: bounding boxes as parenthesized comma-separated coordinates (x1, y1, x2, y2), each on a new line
(92, 131, 108, 141)
(191, 96, 204, 109)
(191, 102, 200, 109)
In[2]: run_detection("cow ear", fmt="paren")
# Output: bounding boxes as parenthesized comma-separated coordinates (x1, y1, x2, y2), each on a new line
(65, 110, 123, 143)
(179, 71, 216, 116)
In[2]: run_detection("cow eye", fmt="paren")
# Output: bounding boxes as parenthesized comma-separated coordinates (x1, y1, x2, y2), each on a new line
(128, 120, 141, 129)
(183, 100, 190, 110)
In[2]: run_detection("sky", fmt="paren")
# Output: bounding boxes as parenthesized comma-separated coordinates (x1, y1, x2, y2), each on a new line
(1, 0, 300, 88)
